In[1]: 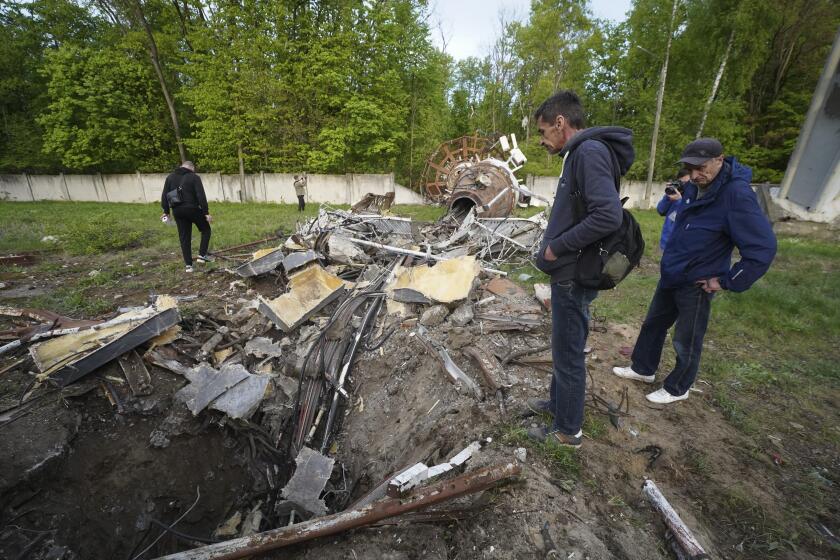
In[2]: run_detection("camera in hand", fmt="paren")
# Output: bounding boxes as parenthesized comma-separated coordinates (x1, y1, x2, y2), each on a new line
(665, 180, 684, 196)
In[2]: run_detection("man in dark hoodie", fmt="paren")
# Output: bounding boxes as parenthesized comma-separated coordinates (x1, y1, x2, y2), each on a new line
(161, 161, 213, 273)
(528, 90, 635, 448)
(613, 138, 776, 404)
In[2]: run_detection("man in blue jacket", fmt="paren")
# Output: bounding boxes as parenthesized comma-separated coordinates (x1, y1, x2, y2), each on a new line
(613, 138, 776, 404)
(656, 168, 690, 251)
(528, 91, 634, 448)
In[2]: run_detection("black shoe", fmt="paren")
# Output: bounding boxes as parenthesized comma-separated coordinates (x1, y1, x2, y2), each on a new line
(525, 398, 553, 417)
(526, 425, 582, 449)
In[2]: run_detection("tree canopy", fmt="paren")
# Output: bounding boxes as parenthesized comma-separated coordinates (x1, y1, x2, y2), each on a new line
(1, 0, 837, 184)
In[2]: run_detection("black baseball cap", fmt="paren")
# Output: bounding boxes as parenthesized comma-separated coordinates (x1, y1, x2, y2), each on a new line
(678, 138, 723, 166)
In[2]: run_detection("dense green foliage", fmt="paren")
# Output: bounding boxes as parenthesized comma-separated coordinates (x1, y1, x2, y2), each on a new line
(1, 0, 836, 183)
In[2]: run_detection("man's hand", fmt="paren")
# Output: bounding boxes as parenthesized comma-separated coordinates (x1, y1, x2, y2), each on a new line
(696, 277, 722, 293)
(667, 192, 682, 201)
(160, 213, 169, 222)
(205, 214, 213, 224)
(544, 245, 558, 261)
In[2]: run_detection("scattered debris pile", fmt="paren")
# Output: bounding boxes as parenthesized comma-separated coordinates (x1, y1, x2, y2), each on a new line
(0, 194, 553, 559)
(3, 190, 712, 559)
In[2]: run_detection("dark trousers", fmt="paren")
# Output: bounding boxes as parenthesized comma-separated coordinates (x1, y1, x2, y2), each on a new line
(631, 283, 713, 396)
(549, 280, 598, 435)
(173, 207, 211, 266)
(297, 195, 305, 211)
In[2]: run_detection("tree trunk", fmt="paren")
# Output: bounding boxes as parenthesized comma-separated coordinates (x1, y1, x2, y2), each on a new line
(238, 142, 245, 200)
(644, 0, 679, 209)
(697, 28, 735, 139)
(131, 0, 187, 162)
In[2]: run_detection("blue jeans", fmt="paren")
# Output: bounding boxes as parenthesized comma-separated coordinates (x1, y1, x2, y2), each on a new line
(549, 280, 597, 435)
(631, 283, 713, 396)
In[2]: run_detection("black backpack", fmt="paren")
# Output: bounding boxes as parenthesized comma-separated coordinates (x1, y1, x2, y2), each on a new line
(569, 141, 645, 290)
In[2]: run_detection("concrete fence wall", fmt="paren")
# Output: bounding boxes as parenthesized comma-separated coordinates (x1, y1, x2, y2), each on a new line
(527, 176, 665, 209)
(0, 172, 425, 206)
(1, 172, 720, 211)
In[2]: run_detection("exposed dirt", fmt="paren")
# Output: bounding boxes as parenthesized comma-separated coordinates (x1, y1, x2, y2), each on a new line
(1, 253, 838, 560)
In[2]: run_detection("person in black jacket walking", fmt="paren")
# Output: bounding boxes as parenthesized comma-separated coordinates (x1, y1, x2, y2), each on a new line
(528, 91, 635, 448)
(161, 161, 213, 272)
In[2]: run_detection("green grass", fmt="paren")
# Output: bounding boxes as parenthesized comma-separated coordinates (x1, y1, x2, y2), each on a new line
(592, 209, 840, 390)
(501, 425, 580, 478)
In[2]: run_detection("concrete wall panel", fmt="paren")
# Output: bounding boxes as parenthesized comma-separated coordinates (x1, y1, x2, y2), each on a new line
(530, 176, 558, 207)
(263, 173, 296, 203)
(5, 172, 486, 207)
(308, 174, 350, 204)
(201, 173, 225, 202)
(220, 174, 243, 202)
(140, 173, 169, 205)
(393, 183, 424, 204)
(102, 174, 145, 203)
(349, 173, 393, 204)
(0, 174, 34, 201)
(64, 175, 101, 201)
(29, 175, 68, 201)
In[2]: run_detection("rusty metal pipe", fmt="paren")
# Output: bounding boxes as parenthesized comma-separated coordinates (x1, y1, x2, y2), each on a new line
(153, 463, 521, 560)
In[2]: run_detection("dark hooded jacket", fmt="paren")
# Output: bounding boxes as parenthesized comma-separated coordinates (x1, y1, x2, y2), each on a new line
(534, 126, 635, 283)
(660, 157, 776, 292)
(161, 167, 209, 215)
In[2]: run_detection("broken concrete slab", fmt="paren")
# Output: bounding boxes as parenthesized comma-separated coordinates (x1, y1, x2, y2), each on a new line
(388, 256, 480, 305)
(30, 299, 180, 387)
(279, 446, 335, 517)
(419, 304, 449, 327)
(449, 302, 474, 327)
(257, 265, 346, 333)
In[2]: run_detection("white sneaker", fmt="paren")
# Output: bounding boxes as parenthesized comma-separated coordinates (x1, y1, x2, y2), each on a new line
(185, 265, 194, 273)
(612, 366, 655, 384)
(646, 388, 689, 404)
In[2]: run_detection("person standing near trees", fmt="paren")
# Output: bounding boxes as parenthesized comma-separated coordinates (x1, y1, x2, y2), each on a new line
(160, 161, 213, 273)
(293, 173, 308, 211)
(613, 138, 777, 404)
